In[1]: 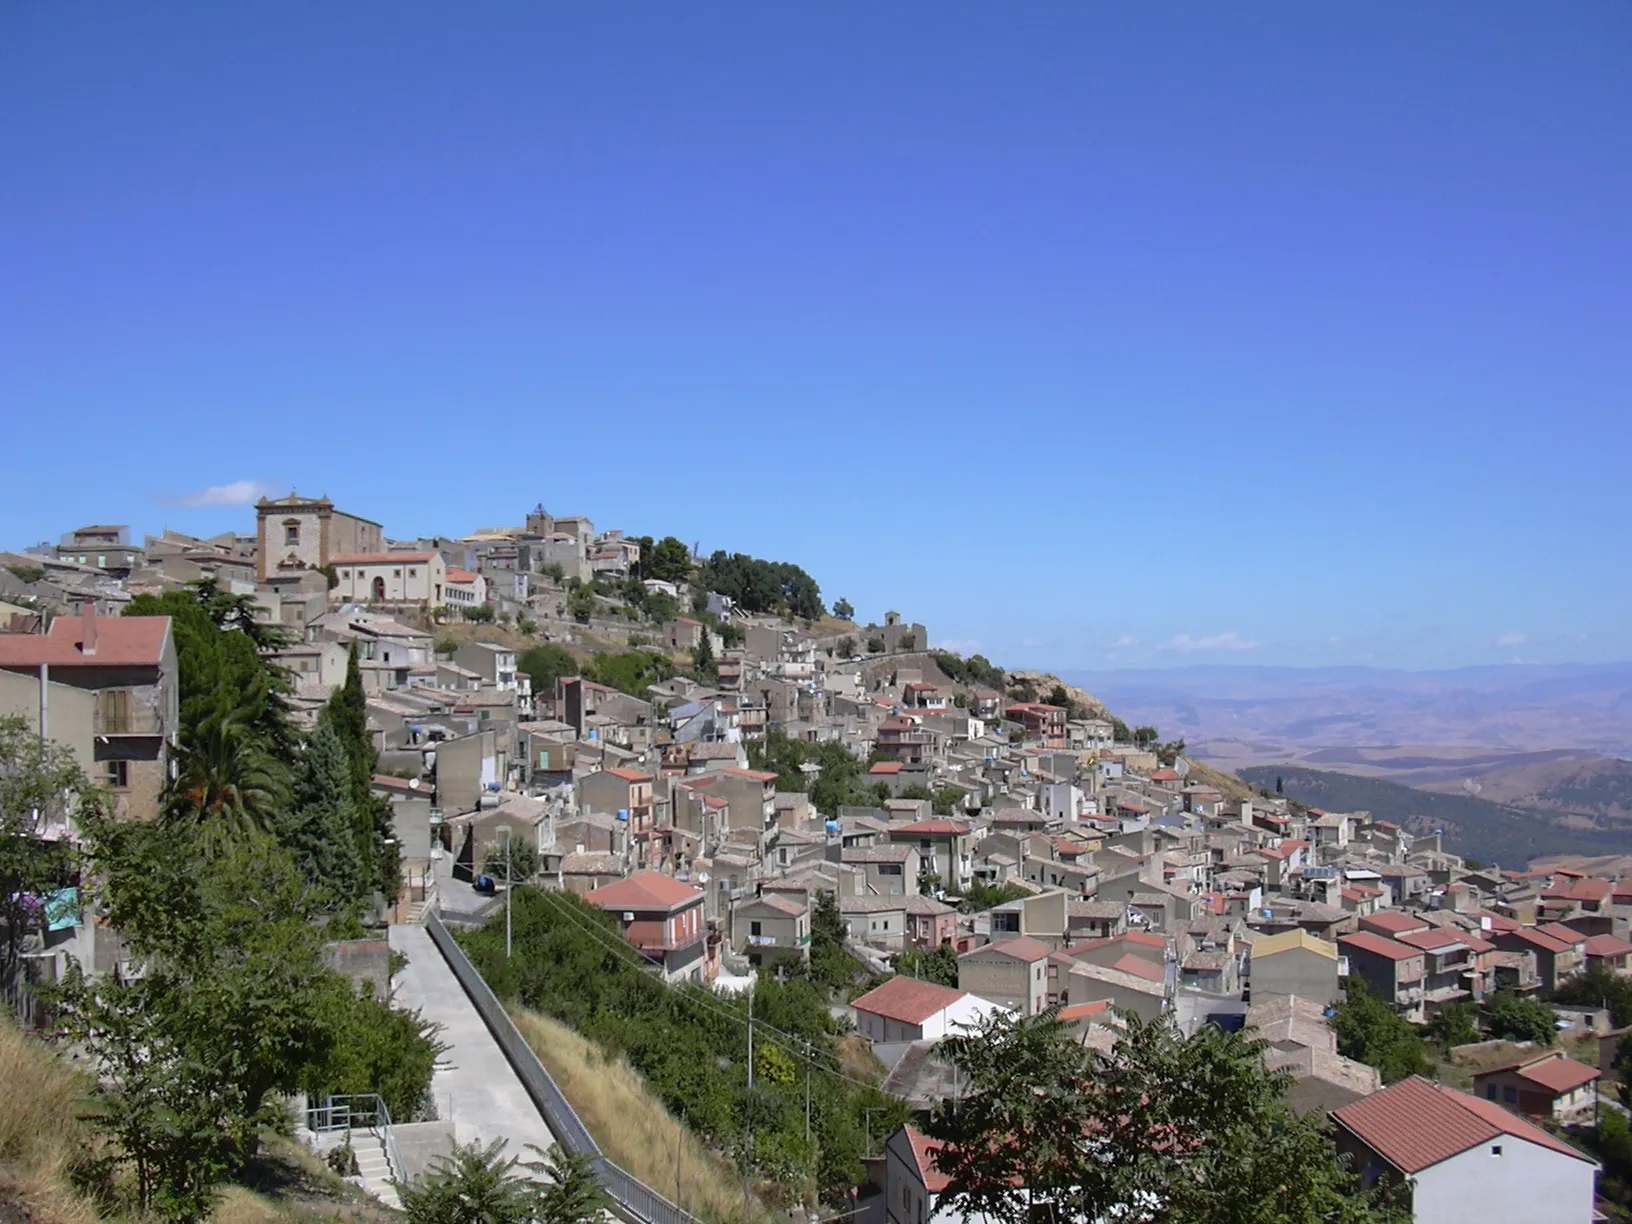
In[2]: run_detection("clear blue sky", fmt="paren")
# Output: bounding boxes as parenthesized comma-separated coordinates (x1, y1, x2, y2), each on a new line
(3, 3, 1628, 671)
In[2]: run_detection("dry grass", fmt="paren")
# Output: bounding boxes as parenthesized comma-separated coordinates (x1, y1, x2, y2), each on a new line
(0, 1019, 100, 1224)
(508, 1006, 753, 1224)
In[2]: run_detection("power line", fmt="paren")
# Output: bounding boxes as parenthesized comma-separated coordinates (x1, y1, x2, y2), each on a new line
(523, 885, 891, 1095)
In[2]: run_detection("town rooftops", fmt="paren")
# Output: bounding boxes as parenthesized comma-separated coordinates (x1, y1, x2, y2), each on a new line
(851, 976, 966, 1025)
(446, 568, 479, 583)
(583, 871, 702, 912)
(0, 608, 171, 669)
(1585, 934, 1632, 957)
(601, 767, 652, 783)
(331, 552, 435, 564)
(1394, 927, 1469, 954)
(1536, 922, 1589, 947)
(1473, 1049, 1601, 1095)
(1331, 1076, 1595, 1174)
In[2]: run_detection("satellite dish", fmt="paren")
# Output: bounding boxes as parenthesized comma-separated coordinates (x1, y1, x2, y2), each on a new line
(409, 778, 421, 790)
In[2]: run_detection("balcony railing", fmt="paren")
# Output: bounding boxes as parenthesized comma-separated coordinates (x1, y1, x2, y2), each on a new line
(94, 706, 165, 736)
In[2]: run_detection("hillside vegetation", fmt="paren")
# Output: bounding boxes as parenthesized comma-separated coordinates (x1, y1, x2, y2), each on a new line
(1241, 765, 1632, 867)
(508, 1008, 753, 1223)
(0, 1018, 99, 1224)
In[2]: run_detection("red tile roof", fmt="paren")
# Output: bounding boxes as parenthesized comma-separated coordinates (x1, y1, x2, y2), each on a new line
(1585, 934, 1632, 957)
(1517, 1057, 1600, 1094)
(1056, 1000, 1113, 1022)
(1503, 927, 1572, 954)
(1107, 954, 1164, 983)
(1332, 1076, 1595, 1174)
(903, 1126, 951, 1193)
(0, 610, 171, 669)
(1360, 910, 1431, 936)
(1394, 927, 1468, 953)
(602, 767, 651, 783)
(891, 819, 970, 836)
(447, 568, 479, 583)
(1339, 931, 1421, 962)
(869, 761, 903, 775)
(967, 936, 1051, 963)
(850, 976, 966, 1025)
(583, 870, 702, 912)
(722, 767, 778, 782)
(1537, 922, 1588, 947)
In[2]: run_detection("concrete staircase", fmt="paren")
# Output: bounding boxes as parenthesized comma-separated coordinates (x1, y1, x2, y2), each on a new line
(349, 1129, 402, 1210)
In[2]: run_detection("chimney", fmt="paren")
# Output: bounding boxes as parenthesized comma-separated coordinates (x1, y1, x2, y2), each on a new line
(80, 604, 98, 655)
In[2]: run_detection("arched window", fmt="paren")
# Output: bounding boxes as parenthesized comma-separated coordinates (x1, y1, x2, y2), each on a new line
(371, 575, 386, 602)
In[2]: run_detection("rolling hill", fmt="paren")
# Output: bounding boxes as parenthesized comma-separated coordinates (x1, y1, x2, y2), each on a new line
(1238, 765, 1632, 870)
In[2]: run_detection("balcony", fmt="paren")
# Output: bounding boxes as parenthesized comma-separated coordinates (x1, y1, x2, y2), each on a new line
(94, 705, 165, 737)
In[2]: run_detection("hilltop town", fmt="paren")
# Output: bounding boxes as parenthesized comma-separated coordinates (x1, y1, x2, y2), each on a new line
(3, 496, 1627, 1224)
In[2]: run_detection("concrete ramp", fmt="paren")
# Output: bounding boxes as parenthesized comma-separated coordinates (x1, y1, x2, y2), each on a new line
(389, 923, 559, 1164)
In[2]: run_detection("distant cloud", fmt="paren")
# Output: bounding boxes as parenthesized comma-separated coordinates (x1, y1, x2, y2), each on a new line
(1164, 632, 1261, 655)
(1106, 636, 1140, 650)
(936, 639, 982, 654)
(157, 480, 279, 508)
(1494, 632, 1527, 648)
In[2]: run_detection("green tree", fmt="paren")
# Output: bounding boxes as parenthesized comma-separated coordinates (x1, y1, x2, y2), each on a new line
(586, 650, 675, 697)
(0, 717, 92, 980)
(462, 602, 495, 623)
(837, 635, 856, 657)
(832, 599, 854, 620)
(531, 1144, 612, 1224)
(808, 890, 862, 995)
(1485, 991, 1557, 1045)
(542, 562, 566, 583)
(165, 703, 289, 854)
(1110, 716, 1132, 743)
(866, 636, 885, 654)
(647, 536, 694, 585)
(567, 583, 598, 623)
(517, 644, 578, 694)
(898, 942, 959, 987)
(274, 717, 366, 903)
(692, 631, 717, 682)
(1330, 980, 1434, 1082)
(644, 589, 680, 625)
(1426, 1001, 1481, 1049)
(1132, 724, 1160, 749)
(930, 1009, 1407, 1224)
(323, 644, 399, 897)
(397, 1139, 537, 1224)
(957, 881, 1029, 913)
(484, 838, 540, 883)
(1552, 965, 1632, 1029)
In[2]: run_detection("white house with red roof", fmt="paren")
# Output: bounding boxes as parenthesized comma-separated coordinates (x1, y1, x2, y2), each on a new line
(849, 975, 1008, 1043)
(582, 870, 709, 982)
(1331, 1075, 1597, 1223)
(443, 566, 487, 609)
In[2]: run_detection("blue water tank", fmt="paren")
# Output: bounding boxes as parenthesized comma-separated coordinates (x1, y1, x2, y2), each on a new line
(825, 820, 841, 833)
(616, 808, 629, 822)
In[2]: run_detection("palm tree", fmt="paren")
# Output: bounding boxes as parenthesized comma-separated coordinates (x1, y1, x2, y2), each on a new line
(165, 701, 288, 854)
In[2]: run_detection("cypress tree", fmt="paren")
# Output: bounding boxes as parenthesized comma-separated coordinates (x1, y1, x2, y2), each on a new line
(277, 717, 365, 902)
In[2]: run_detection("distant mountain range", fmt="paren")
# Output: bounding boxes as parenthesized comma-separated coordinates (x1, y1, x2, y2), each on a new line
(1066, 662, 1632, 757)
(1238, 765, 1632, 869)
(1065, 662, 1632, 868)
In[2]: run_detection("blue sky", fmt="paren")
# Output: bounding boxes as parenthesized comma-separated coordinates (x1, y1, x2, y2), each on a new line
(2, 3, 1628, 671)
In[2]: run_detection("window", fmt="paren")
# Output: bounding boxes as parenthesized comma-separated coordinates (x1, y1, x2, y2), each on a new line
(750, 921, 762, 937)
(284, 521, 300, 545)
(1490, 1145, 1503, 1157)
(393, 569, 402, 578)
(97, 555, 106, 568)
(103, 759, 128, 788)
(1486, 1085, 1497, 1100)
(1503, 1086, 1516, 1103)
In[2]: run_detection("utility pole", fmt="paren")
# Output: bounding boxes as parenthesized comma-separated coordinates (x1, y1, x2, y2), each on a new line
(505, 827, 513, 960)
(804, 1041, 812, 1142)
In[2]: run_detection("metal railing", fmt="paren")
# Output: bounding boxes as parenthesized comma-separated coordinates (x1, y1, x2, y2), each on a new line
(424, 914, 703, 1224)
(307, 1093, 407, 1188)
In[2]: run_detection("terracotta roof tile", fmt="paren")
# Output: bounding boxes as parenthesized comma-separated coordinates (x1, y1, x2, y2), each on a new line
(583, 870, 702, 912)
(1332, 1076, 1595, 1174)
(850, 976, 966, 1025)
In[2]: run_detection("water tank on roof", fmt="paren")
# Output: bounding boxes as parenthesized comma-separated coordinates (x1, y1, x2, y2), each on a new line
(825, 820, 840, 834)
(616, 808, 629, 822)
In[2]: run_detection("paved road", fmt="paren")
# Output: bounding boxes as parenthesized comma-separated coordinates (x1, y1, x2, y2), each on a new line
(390, 923, 559, 1164)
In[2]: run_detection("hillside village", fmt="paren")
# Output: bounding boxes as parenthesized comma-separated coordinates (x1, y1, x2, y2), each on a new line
(6, 496, 1632, 1224)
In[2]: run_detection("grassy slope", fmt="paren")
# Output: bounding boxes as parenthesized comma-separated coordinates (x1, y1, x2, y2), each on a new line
(0, 1018, 99, 1224)
(0, 1020, 397, 1224)
(1241, 764, 1632, 868)
(508, 1007, 752, 1224)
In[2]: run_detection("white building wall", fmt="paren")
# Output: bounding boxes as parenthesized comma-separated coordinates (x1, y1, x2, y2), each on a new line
(920, 993, 1010, 1041)
(1411, 1137, 1595, 1224)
